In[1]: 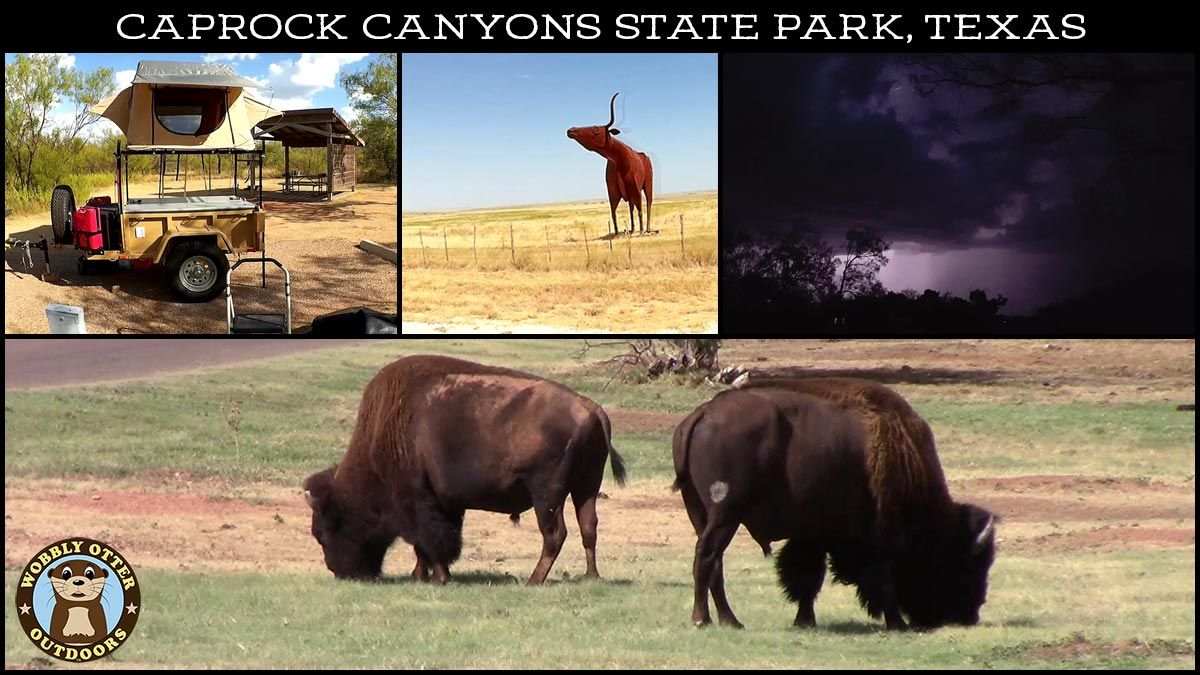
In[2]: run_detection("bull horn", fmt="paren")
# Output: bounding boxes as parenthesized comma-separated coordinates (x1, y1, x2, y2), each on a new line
(973, 515, 996, 552)
(304, 489, 318, 510)
(606, 92, 619, 128)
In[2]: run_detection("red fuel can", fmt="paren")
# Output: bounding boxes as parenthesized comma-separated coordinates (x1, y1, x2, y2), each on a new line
(73, 206, 104, 251)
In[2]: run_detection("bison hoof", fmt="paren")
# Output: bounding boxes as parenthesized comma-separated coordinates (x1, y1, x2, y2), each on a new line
(719, 618, 745, 630)
(692, 618, 712, 629)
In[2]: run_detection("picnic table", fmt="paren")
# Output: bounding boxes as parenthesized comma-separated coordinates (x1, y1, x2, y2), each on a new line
(284, 172, 329, 193)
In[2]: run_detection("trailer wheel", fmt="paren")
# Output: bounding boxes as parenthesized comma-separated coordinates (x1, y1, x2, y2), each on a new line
(165, 240, 228, 302)
(50, 185, 76, 244)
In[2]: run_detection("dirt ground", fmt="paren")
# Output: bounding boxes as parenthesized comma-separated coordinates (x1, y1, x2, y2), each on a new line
(4, 180, 397, 334)
(721, 339, 1196, 405)
(3, 470, 1192, 579)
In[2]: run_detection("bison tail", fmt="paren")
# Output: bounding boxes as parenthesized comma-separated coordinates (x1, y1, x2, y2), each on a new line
(595, 408, 627, 487)
(671, 410, 702, 492)
(609, 446, 628, 487)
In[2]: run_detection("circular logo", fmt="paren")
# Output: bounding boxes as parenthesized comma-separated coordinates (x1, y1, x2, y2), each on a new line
(13, 538, 141, 663)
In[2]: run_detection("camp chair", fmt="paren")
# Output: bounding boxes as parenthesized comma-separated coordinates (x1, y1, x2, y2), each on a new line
(226, 257, 291, 334)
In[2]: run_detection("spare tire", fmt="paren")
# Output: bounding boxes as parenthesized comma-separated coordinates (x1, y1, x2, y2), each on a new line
(50, 185, 76, 244)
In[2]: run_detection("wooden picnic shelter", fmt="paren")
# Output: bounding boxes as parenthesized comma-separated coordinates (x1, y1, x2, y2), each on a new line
(255, 108, 365, 200)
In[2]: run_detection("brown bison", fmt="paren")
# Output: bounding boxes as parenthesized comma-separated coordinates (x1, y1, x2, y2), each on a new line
(303, 354, 626, 584)
(673, 378, 996, 630)
(567, 92, 654, 236)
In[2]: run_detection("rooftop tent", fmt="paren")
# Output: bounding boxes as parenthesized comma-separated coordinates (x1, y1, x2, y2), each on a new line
(90, 61, 281, 150)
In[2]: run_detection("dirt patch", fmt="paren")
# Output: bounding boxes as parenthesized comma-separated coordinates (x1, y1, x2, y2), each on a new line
(1009, 525, 1195, 554)
(3, 470, 1193, 576)
(997, 634, 1195, 663)
(972, 494, 1193, 524)
(721, 340, 1195, 405)
(957, 475, 1193, 495)
(606, 408, 684, 435)
(2, 478, 710, 577)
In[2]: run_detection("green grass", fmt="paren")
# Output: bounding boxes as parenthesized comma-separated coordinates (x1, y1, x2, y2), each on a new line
(911, 399, 1197, 479)
(4, 342, 1194, 485)
(4, 548, 1192, 669)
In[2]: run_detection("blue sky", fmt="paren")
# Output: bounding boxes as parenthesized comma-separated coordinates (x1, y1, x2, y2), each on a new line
(402, 53, 717, 211)
(8, 53, 378, 135)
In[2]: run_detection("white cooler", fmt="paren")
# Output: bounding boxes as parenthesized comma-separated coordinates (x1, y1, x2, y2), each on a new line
(45, 304, 87, 334)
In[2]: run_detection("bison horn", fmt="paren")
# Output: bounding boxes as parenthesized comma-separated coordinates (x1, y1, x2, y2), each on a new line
(973, 515, 996, 552)
(304, 489, 318, 510)
(606, 92, 619, 128)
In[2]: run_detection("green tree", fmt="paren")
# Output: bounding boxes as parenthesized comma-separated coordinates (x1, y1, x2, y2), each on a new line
(339, 53, 397, 183)
(5, 54, 113, 190)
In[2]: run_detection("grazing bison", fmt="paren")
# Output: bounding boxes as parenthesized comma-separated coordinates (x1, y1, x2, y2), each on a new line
(673, 378, 996, 630)
(567, 92, 654, 236)
(303, 354, 627, 584)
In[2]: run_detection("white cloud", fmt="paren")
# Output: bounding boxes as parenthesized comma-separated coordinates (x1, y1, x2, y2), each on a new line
(203, 53, 259, 62)
(339, 106, 359, 125)
(28, 53, 76, 69)
(264, 96, 315, 111)
(265, 53, 368, 98)
(252, 53, 369, 113)
(113, 69, 135, 89)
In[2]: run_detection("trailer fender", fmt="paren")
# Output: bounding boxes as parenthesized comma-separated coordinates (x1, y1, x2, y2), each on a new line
(152, 231, 235, 265)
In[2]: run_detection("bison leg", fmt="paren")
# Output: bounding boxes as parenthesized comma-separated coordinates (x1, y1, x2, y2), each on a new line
(414, 488, 464, 583)
(853, 556, 907, 630)
(571, 492, 600, 579)
(411, 547, 431, 583)
(777, 540, 826, 628)
(709, 561, 744, 629)
(627, 202, 636, 235)
(691, 518, 740, 628)
(527, 502, 568, 585)
(680, 483, 743, 628)
(431, 561, 452, 585)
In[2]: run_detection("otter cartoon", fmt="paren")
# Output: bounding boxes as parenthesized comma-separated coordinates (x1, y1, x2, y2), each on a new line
(47, 561, 109, 645)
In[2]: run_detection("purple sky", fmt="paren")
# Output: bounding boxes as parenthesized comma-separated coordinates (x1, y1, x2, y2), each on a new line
(723, 54, 1195, 315)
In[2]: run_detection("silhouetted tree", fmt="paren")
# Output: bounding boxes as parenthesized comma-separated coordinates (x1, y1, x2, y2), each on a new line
(836, 229, 891, 300)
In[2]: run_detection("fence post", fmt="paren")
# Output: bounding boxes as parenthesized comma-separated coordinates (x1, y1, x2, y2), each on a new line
(443, 226, 449, 263)
(582, 228, 590, 268)
(626, 230, 632, 268)
(679, 213, 685, 258)
(544, 225, 552, 265)
(509, 223, 516, 266)
(473, 225, 478, 267)
(419, 231, 427, 266)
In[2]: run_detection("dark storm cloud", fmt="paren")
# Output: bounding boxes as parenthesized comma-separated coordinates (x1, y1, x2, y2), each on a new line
(723, 53, 1195, 310)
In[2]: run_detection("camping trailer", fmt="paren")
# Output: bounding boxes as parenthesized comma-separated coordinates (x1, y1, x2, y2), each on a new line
(50, 61, 282, 301)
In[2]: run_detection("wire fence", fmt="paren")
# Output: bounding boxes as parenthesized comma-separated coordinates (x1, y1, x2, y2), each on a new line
(401, 213, 713, 271)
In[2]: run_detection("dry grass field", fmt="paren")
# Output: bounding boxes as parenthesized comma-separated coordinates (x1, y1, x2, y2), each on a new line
(401, 192, 717, 333)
